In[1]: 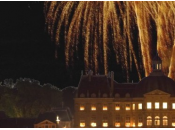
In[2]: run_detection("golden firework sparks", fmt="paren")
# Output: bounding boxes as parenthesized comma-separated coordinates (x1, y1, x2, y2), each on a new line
(44, 1, 175, 81)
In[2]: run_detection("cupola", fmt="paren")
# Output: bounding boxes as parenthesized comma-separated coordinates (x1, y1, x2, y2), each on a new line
(152, 53, 162, 71)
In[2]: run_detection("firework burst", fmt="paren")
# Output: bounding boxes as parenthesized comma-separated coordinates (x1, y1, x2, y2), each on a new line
(44, 1, 175, 81)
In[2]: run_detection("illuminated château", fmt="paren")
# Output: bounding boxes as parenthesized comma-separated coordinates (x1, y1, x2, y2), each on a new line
(74, 54, 175, 128)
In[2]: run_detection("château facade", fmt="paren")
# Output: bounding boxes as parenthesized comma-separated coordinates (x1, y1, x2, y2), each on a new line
(74, 55, 175, 128)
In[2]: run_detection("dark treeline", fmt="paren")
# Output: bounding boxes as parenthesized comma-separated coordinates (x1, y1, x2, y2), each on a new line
(0, 78, 76, 118)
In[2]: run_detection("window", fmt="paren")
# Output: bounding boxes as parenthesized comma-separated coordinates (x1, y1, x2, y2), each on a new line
(102, 120, 108, 127)
(163, 102, 167, 109)
(115, 104, 120, 110)
(132, 104, 135, 110)
(138, 103, 142, 110)
(138, 117, 143, 127)
(103, 93, 107, 98)
(172, 103, 175, 109)
(125, 93, 130, 98)
(80, 105, 85, 111)
(91, 122, 97, 127)
(91, 93, 96, 98)
(115, 93, 120, 98)
(125, 117, 130, 127)
(172, 116, 175, 126)
(157, 64, 159, 70)
(80, 93, 85, 98)
(126, 104, 130, 110)
(159, 64, 161, 69)
(80, 120, 85, 127)
(91, 105, 96, 111)
(115, 116, 120, 127)
(155, 116, 160, 126)
(147, 102, 152, 109)
(163, 116, 168, 126)
(155, 102, 159, 109)
(103, 105, 108, 110)
(147, 116, 152, 126)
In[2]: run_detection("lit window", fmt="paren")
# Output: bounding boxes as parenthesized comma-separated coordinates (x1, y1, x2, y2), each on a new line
(80, 105, 85, 111)
(138, 103, 142, 110)
(172, 103, 175, 109)
(91, 122, 96, 127)
(103, 105, 108, 110)
(147, 116, 152, 126)
(132, 104, 135, 110)
(125, 117, 130, 127)
(172, 117, 175, 126)
(91, 105, 96, 111)
(102, 120, 108, 127)
(159, 64, 161, 69)
(155, 102, 159, 109)
(155, 116, 160, 126)
(126, 104, 130, 110)
(157, 64, 159, 69)
(163, 116, 168, 126)
(80, 120, 85, 127)
(138, 117, 143, 127)
(147, 102, 152, 109)
(115, 116, 120, 127)
(163, 102, 167, 109)
(115, 104, 120, 110)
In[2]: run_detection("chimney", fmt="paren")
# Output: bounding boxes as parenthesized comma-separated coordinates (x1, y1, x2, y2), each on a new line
(110, 71, 114, 96)
(88, 70, 93, 81)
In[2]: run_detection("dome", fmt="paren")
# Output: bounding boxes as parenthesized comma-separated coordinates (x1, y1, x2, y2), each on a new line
(133, 72, 175, 97)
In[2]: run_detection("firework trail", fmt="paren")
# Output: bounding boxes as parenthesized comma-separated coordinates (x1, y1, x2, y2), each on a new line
(44, 1, 175, 81)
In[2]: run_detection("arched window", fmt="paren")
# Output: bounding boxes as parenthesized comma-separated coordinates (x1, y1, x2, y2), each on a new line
(103, 93, 107, 98)
(155, 116, 160, 126)
(80, 93, 85, 98)
(91, 93, 96, 98)
(115, 93, 120, 98)
(163, 116, 168, 126)
(147, 116, 152, 126)
(125, 93, 130, 98)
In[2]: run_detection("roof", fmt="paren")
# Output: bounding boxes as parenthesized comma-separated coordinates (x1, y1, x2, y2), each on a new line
(77, 75, 111, 97)
(113, 82, 136, 98)
(76, 69, 175, 98)
(35, 107, 72, 124)
(133, 72, 175, 97)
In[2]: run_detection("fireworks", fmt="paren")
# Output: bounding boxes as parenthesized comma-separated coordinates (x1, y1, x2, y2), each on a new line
(44, 1, 175, 81)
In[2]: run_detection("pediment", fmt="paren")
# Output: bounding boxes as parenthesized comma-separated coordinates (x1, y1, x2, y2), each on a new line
(144, 89, 170, 96)
(37, 119, 55, 125)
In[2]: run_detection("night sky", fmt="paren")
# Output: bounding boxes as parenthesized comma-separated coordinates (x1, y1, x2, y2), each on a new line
(0, 1, 141, 89)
